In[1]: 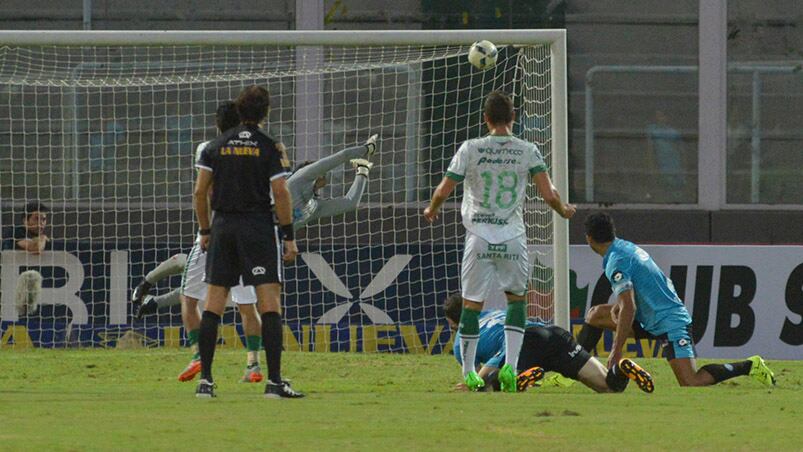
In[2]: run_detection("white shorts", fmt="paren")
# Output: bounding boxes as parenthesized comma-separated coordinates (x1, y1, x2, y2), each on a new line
(461, 231, 529, 302)
(181, 240, 257, 305)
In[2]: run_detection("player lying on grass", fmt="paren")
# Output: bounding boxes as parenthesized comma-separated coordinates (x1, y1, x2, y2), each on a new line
(131, 134, 378, 317)
(424, 90, 575, 393)
(583, 212, 776, 387)
(443, 293, 654, 393)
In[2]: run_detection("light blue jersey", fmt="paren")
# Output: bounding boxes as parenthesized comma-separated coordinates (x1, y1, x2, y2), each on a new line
(603, 238, 691, 336)
(453, 310, 544, 369)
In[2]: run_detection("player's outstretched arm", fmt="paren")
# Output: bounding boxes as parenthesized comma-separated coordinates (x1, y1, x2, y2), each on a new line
(424, 177, 458, 223)
(608, 290, 636, 369)
(532, 172, 575, 219)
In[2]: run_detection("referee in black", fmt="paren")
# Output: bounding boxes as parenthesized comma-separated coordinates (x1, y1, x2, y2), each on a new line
(193, 85, 303, 399)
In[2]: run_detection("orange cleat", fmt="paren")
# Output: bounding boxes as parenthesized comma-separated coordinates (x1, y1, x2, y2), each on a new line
(516, 366, 545, 392)
(619, 358, 655, 393)
(178, 359, 202, 382)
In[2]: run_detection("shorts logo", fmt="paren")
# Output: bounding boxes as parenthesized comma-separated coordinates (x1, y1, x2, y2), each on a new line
(251, 266, 266, 276)
(613, 271, 623, 282)
(568, 344, 582, 358)
(238, 131, 252, 139)
(678, 338, 689, 347)
(488, 244, 507, 252)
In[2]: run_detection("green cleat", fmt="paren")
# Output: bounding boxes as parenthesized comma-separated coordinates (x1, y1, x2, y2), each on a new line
(748, 355, 776, 387)
(464, 371, 485, 391)
(541, 373, 576, 388)
(498, 364, 517, 393)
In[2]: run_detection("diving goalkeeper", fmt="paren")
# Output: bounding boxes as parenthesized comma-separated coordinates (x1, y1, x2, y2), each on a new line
(131, 133, 377, 319)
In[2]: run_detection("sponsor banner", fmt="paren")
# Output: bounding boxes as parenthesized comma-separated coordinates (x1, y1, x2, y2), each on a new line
(0, 320, 453, 354)
(567, 245, 803, 360)
(1, 243, 801, 359)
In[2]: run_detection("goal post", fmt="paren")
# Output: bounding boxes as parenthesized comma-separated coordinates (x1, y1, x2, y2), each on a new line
(0, 30, 569, 350)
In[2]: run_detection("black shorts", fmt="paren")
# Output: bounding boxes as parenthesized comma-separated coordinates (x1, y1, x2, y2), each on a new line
(517, 325, 592, 380)
(206, 212, 282, 287)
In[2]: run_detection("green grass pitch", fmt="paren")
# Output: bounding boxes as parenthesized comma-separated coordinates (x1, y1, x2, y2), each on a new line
(1, 349, 801, 450)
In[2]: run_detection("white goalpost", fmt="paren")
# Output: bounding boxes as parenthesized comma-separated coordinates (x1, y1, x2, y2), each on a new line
(0, 30, 568, 350)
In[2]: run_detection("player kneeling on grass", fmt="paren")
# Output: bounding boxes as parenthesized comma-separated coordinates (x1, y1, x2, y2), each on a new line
(443, 294, 654, 393)
(583, 212, 776, 387)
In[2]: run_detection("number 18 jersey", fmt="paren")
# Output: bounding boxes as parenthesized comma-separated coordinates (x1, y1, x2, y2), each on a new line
(446, 134, 547, 243)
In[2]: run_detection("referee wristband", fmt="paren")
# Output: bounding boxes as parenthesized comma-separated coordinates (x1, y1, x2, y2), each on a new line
(280, 224, 294, 241)
(199, 228, 211, 235)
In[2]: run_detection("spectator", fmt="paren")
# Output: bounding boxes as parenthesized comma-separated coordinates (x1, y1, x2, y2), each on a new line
(646, 110, 687, 202)
(2, 201, 50, 254)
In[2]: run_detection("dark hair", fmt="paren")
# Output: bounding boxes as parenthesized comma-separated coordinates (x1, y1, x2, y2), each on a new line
(584, 212, 616, 243)
(442, 293, 463, 324)
(216, 101, 240, 132)
(23, 201, 48, 221)
(484, 90, 514, 125)
(235, 85, 270, 124)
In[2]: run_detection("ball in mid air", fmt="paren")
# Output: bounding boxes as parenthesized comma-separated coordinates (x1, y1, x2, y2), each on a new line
(468, 40, 498, 70)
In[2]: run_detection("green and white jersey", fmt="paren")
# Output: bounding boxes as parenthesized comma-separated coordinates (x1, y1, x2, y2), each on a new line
(195, 140, 210, 171)
(445, 134, 547, 243)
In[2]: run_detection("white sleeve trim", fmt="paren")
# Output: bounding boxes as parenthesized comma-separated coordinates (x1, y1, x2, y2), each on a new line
(195, 164, 213, 173)
(270, 171, 291, 181)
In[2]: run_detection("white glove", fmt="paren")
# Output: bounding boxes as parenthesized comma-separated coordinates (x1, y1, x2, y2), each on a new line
(350, 158, 373, 177)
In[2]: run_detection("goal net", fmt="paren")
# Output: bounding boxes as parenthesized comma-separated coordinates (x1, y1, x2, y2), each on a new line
(0, 31, 568, 351)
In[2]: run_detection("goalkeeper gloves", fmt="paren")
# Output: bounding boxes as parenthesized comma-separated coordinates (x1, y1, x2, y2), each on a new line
(350, 158, 373, 177)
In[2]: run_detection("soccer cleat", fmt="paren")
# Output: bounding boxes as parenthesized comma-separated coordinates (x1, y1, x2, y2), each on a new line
(748, 355, 776, 387)
(498, 363, 517, 393)
(463, 371, 485, 391)
(350, 158, 373, 177)
(264, 380, 305, 399)
(516, 366, 545, 392)
(195, 379, 216, 398)
(364, 134, 378, 157)
(178, 358, 202, 382)
(134, 295, 158, 320)
(131, 281, 152, 307)
(619, 358, 655, 393)
(241, 364, 264, 383)
(541, 373, 576, 388)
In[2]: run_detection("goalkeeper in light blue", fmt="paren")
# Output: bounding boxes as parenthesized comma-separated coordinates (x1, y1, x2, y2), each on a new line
(424, 91, 575, 392)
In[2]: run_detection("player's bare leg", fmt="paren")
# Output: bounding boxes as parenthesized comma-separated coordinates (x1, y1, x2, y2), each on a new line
(669, 356, 773, 387)
(238, 304, 264, 383)
(178, 294, 202, 382)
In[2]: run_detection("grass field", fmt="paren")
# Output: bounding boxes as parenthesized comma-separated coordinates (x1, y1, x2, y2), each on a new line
(1, 349, 801, 451)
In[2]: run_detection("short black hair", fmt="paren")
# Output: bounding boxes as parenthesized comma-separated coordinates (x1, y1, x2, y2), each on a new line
(235, 85, 270, 124)
(584, 212, 616, 243)
(442, 293, 463, 324)
(23, 201, 48, 221)
(216, 101, 239, 132)
(484, 90, 514, 125)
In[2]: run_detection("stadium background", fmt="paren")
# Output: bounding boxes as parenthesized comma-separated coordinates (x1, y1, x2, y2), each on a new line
(0, 1, 801, 357)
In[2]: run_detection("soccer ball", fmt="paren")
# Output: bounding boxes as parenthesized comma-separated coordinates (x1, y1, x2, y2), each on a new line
(468, 40, 498, 70)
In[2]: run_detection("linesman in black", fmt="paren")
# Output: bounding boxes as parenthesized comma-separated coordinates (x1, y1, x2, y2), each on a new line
(193, 85, 303, 399)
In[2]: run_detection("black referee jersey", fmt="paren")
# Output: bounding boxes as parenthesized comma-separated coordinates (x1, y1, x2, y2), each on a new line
(195, 124, 291, 213)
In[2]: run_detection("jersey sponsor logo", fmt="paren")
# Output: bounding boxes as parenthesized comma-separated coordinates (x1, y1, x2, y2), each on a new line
(471, 214, 509, 225)
(476, 147, 524, 156)
(488, 244, 507, 252)
(251, 266, 266, 276)
(613, 271, 623, 282)
(238, 131, 252, 139)
(477, 157, 519, 165)
(221, 146, 261, 157)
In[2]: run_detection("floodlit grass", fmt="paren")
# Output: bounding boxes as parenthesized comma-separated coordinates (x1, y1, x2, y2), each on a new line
(1, 349, 801, 451)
